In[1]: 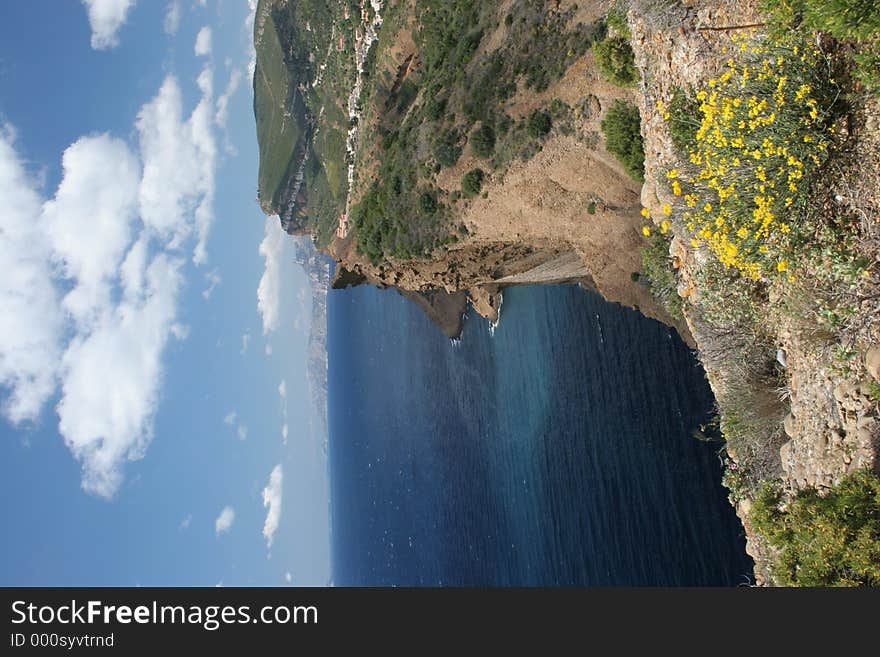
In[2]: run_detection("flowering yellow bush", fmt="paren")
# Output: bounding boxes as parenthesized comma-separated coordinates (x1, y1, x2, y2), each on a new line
(662, 34, 841, 279)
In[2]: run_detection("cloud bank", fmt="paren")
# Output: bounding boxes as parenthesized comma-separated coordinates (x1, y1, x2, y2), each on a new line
(0, 131, 65, 424)
(0, 68, 219, 498)
(257, 218, 286, 335)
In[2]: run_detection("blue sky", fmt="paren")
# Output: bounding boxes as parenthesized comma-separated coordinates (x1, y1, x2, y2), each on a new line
(0, 0, 330, 586)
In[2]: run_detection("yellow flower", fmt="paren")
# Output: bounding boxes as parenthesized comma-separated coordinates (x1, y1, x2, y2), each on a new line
(672, 180, 682, 196)
(660, 220, 672, 234)
(776, 260, 788, 272)
(662, 203, 672, 216)
(666, 169, 679, 179)
(640, 207, 651, 218)
(642, 226, 652, 237)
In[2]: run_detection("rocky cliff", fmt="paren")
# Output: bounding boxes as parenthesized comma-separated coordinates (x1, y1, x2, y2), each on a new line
(255, 0, 692, 340)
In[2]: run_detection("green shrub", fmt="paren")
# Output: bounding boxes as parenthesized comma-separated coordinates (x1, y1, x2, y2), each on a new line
(764, 0, 880, 42)
(751, 471, 880, 586)
(666, 86, 700, 154)
(419, 191, 438, 215)
(659, 34, 844, 280)
(587, 201, 597, 214)
(640, 231, 683, 319)
(761, 0, 880, 93)
(593, 36, 639, 87)
(425, 96, 447, 122)
(606, 6, 630, 39)
(461, 168, 485, 197)
(854, 44, 880, 91)
(600, 100, 644, 181)
(527, 110, 552, 138)
(469, 124, 496, 158)
(433, 128, 462, 167)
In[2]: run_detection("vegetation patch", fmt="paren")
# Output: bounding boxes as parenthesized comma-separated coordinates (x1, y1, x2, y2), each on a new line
(469, 124, 496, 159)
(526, 110, 552, 139)
(593, 36, 639, 87)
(751, 471, 880, 586)
(601, 100, 645, 182)
(660, 33, 845, 280)
(665, 86, 700, 155)
(639, 231, 683, 319)
(461, 168, 485, 198)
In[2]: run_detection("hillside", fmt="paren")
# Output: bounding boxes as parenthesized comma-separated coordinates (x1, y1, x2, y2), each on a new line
(254, 0, 880, 585)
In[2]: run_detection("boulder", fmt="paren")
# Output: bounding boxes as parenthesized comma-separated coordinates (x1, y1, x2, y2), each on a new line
(866, 346, 880, 381)
(783, 413, 797, 438)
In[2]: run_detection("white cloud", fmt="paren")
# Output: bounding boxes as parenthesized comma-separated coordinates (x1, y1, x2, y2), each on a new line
(42, 135, 141, 327)
(245, 0, 258, 82)
(215, 506, 235, 535)
(81, 0, 136, 50)
(223, 410, 247, 441)
(202, 268, 221, 299)
(179, 513, 192, 531)
(261, 464, 283, 549)
(0, 130, 65, 424)
(163, 1, 181, 35)
(264, 344, 272, 356)
(170, 323, 190, 341)
(240, 331, 250, 354)
(136, 73, 217, 265)
(215, 67, 242, 130)
(281, 423, 288, 445)
(285, 572, 292, 583)
(278, 380, 286, 399)
(194, 26, 212, 57)
(257, 217, 285, 334)
(0, 70, 220, 498)
(56, 254, 184, 498)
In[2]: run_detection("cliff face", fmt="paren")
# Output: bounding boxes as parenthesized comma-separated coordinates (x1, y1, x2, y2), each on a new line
(255, 0, 691, 341)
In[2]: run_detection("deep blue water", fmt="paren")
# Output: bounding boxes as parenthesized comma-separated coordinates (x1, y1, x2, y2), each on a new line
(328, 284, 752, 586)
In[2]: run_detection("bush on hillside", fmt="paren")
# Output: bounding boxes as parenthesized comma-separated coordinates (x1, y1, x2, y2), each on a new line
(593, 36, 639, 87)
(601, 100, 644, 181)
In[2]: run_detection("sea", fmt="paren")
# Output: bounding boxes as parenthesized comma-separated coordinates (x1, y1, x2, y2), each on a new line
(328, 283, 753, 586)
